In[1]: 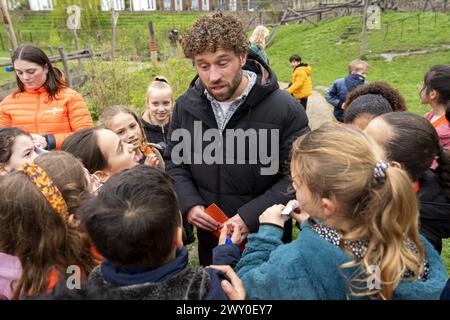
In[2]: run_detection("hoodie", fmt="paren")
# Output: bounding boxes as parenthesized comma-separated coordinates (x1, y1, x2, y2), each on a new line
(287, 64, 313, 99)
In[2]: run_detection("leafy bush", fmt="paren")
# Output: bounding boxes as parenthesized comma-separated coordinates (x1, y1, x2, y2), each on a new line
(80, 57, 196, 122)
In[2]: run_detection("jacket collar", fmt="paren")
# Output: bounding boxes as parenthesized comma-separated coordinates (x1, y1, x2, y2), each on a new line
(140, 115, 170, 132)
(101, 247, 189, 287)
(23, 85, 47, 94)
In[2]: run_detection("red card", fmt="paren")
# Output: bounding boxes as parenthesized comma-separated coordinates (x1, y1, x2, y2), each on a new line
(204, 203, 228, 238)
(204, 203, 247, 252)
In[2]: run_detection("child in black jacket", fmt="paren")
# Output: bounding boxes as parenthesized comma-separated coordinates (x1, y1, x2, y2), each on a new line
(80, 165, 244, 300)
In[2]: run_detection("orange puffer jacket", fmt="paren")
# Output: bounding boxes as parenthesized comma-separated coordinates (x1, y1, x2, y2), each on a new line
(0, 86, 93, 149)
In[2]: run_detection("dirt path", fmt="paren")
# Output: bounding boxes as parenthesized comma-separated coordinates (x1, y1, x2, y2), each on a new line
(279, 82, 334, 130)
(377, 44, 450, 62)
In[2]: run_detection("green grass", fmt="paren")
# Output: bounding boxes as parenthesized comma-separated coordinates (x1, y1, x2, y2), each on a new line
(1, 11, 203, 54)
(267, 12, 450, 116)
(442, 239, 450, 275)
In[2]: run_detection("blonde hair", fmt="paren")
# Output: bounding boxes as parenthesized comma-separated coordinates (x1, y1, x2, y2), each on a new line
(291, 124, 424, 300)
(348, 59, 369, 74)
(249, 25, 270, 48)
(147, 76, 173, 99)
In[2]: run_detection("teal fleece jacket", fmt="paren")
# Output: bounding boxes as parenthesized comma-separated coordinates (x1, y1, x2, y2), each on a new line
(236, 222, 448, 300)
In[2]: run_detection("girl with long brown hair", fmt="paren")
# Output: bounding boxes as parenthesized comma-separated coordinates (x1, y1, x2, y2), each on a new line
(0, 151, 95, 299)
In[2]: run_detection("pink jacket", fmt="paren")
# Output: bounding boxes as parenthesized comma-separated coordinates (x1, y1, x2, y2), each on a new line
(0, 253, 21, 300)
(425, 112, 450, 151)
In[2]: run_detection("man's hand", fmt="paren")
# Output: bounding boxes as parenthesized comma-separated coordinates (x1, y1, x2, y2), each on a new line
(187, 205, 222, 232)
(228, 214, 249, 243)
(259, 204, 285, 228)
(208, 265, 246, 300)
(218, 221, 242, 245)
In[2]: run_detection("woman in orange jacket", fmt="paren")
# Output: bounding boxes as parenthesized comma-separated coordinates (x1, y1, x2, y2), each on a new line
(0, 45, 93, 150)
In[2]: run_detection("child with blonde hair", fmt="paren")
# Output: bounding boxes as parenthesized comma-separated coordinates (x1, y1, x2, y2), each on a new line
(326, 59, 369, 122)
(249, 25, 270, 65)
(140, 76, 174, 155)
(236, 124, 447, 300)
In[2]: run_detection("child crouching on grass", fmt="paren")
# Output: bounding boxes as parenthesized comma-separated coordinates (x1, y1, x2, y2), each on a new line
(80, 165, 245, 300)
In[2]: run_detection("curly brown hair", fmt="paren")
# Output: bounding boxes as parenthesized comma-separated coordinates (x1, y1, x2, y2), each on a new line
(345, 81, 408, 112)
(182, 13, 249, 59)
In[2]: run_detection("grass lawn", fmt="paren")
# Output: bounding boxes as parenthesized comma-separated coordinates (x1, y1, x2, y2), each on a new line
(267, 12, 450, 116)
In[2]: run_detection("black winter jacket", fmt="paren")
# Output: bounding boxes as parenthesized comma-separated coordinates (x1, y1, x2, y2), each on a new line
(165, 55, 310, 265)
(140, 117, 170, 154)
(418, 170, 450, 254)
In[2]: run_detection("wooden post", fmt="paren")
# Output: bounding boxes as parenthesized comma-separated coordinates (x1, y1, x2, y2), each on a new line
(48, 45, 55, 56)
(0, 0, 18, 50)
(444, 0, 448, 13)
(71, 28, 83, 72)
(360, 0, 370, 58)
(400, 19, 404, 40)
(148, 21, 157, 67)
(58, 46, 72, 87)
(110, 1, 119, 61)
(417, 13, 421, 34)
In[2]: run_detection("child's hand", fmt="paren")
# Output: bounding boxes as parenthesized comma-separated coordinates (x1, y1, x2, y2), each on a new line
(143, 148, 165, 170)
(259, 204, 285, 228)
(287, 200, 310, 225)
(208, 265, 246, 300)
(144, 154, 160, 168)
(218, 221, 242, 245)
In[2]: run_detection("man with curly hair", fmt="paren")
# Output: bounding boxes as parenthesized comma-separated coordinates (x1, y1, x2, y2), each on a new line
(165, 13, 309, 266)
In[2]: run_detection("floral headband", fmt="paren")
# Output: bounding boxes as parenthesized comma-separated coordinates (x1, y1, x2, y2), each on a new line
(18, 162, 69, 222)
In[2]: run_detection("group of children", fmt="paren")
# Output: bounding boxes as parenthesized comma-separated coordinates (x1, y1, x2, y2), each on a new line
(1, 45, 450, 300)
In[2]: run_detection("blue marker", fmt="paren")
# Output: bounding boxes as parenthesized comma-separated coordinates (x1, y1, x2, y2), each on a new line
(225, 237, 233, 245)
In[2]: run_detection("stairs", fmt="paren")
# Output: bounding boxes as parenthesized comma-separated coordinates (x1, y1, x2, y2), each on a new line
(339, 15, 363, 39)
